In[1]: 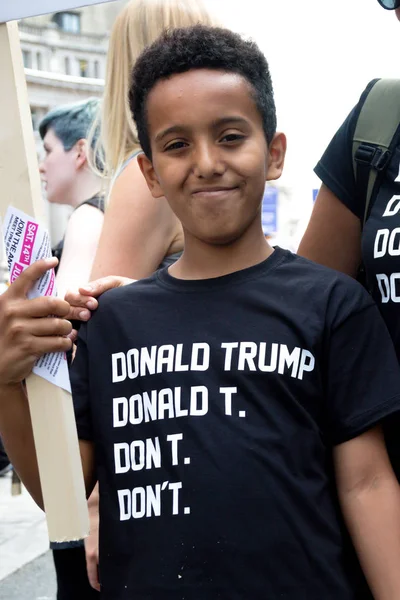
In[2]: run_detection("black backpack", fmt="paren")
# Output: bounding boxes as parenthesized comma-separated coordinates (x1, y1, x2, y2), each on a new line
(353, 78, 400, 228)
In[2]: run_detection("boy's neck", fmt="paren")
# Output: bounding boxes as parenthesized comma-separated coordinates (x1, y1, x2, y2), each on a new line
(169, 227, 274, 281)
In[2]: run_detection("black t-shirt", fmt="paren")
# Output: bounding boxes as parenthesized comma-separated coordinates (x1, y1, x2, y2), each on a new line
(71, 248, 400, 600)
(315, 80, 400, 363)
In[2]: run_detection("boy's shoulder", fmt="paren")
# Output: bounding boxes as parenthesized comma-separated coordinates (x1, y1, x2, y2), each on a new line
(93, 272, 160, 317)
(274, 249, 375, 320)
(276, 247, 369, 291)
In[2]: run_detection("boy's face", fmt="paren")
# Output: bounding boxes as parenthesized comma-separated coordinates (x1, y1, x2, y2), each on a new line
(138, 69, 286, 247)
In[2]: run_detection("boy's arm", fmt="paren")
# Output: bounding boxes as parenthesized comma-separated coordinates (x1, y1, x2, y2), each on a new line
(334, 425, 400, 600)
(0, 258, 95, 507)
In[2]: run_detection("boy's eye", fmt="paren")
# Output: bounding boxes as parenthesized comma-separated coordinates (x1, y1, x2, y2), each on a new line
(220, 133, 245, 143)
(164, 140, 187, 152)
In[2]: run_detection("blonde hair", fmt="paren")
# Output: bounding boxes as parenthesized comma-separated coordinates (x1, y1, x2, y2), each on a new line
(89, 0, 217, 179)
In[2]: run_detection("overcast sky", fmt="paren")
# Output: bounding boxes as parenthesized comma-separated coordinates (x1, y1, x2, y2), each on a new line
(204, 0, 399, 212)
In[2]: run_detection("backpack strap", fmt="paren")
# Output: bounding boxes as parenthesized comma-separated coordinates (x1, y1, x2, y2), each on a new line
(352, 78, 400, 228)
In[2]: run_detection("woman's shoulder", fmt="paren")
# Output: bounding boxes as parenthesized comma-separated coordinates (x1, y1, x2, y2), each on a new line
(114, 150, 143, 180)
(68, 199, 105, 233)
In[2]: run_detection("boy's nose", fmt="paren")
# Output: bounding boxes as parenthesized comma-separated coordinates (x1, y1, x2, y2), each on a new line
(192, 143, 225, 179)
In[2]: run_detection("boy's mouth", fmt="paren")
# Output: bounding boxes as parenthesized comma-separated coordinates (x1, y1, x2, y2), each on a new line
(191, 186, 239, 198)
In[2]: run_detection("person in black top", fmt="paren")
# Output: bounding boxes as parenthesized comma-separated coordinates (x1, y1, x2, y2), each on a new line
(298, 1, 400, 483)
(299, 1, 400, 341)
(2, 24, 400, 600)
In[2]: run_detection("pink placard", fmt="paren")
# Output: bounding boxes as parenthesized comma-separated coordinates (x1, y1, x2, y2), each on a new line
(19, 221, 38, 266)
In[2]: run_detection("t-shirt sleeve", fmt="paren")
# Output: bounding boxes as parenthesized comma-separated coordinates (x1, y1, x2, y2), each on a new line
(325, 281, 400, 445)
(314, 80, 378, 221)
(70, 323, 93, 441)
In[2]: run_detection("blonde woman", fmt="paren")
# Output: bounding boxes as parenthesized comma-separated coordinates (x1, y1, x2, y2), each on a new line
(78, 0, 218, 591)
(88, 0, 216, 280)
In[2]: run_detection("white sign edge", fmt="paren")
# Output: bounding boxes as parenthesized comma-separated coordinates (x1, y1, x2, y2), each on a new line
(0, 0, 117, 24)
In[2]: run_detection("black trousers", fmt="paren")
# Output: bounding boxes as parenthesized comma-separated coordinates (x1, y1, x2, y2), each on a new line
(0, 435, 10, 472)
(53, 546, 99, 599)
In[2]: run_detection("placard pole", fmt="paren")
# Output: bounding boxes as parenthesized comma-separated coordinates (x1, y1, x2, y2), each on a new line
(0, 20, 89, 543)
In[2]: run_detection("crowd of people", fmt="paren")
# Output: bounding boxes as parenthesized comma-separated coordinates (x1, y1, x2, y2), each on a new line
(1, 0, 400, 598)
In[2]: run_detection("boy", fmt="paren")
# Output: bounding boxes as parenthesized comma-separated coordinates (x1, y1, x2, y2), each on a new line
(2, 25, 400, 599)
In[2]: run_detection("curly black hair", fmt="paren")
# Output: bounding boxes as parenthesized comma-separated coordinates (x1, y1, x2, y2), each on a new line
(129, 24, 277, 159)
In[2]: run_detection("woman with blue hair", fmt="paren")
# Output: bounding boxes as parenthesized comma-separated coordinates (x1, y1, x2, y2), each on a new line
(39, 98, 104, 300)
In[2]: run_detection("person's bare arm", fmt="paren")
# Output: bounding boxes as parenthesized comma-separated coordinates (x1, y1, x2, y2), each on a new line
(334, 426, 400, 599)
(91, 158, 180, 280)
(0, 259, 95, 506)
(298, 184, 362, 277)
(56, 204, 104, 299)
(0, 381, 42, 506)
(85, 482, 100, 591)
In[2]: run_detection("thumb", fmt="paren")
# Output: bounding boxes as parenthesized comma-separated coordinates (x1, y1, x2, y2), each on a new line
(8, 257, 58, 298)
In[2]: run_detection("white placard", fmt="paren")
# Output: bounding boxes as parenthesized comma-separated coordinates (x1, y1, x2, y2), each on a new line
(3, 205, 71, 393)
(0, 0, 117, 24)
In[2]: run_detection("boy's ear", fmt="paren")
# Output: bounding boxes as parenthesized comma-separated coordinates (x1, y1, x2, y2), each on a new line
(266, 132, 286, 181)
(137, 153, 164, 199)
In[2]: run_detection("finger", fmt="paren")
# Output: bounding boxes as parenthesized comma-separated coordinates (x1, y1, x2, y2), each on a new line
(25, 317, 72, 338)
(64, 289, 98, 310)
(79, 276, 124, 298)
(18, 296, 71, 319)
(34, 336, 72, 356)
(65, 305, 94, 322)
(31, 335, 72, 356)
(7, 258, 58, 298)
(67, 329, 79, 343)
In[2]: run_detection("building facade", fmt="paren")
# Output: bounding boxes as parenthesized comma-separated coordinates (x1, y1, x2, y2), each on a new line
(20, 1, 127, 111)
